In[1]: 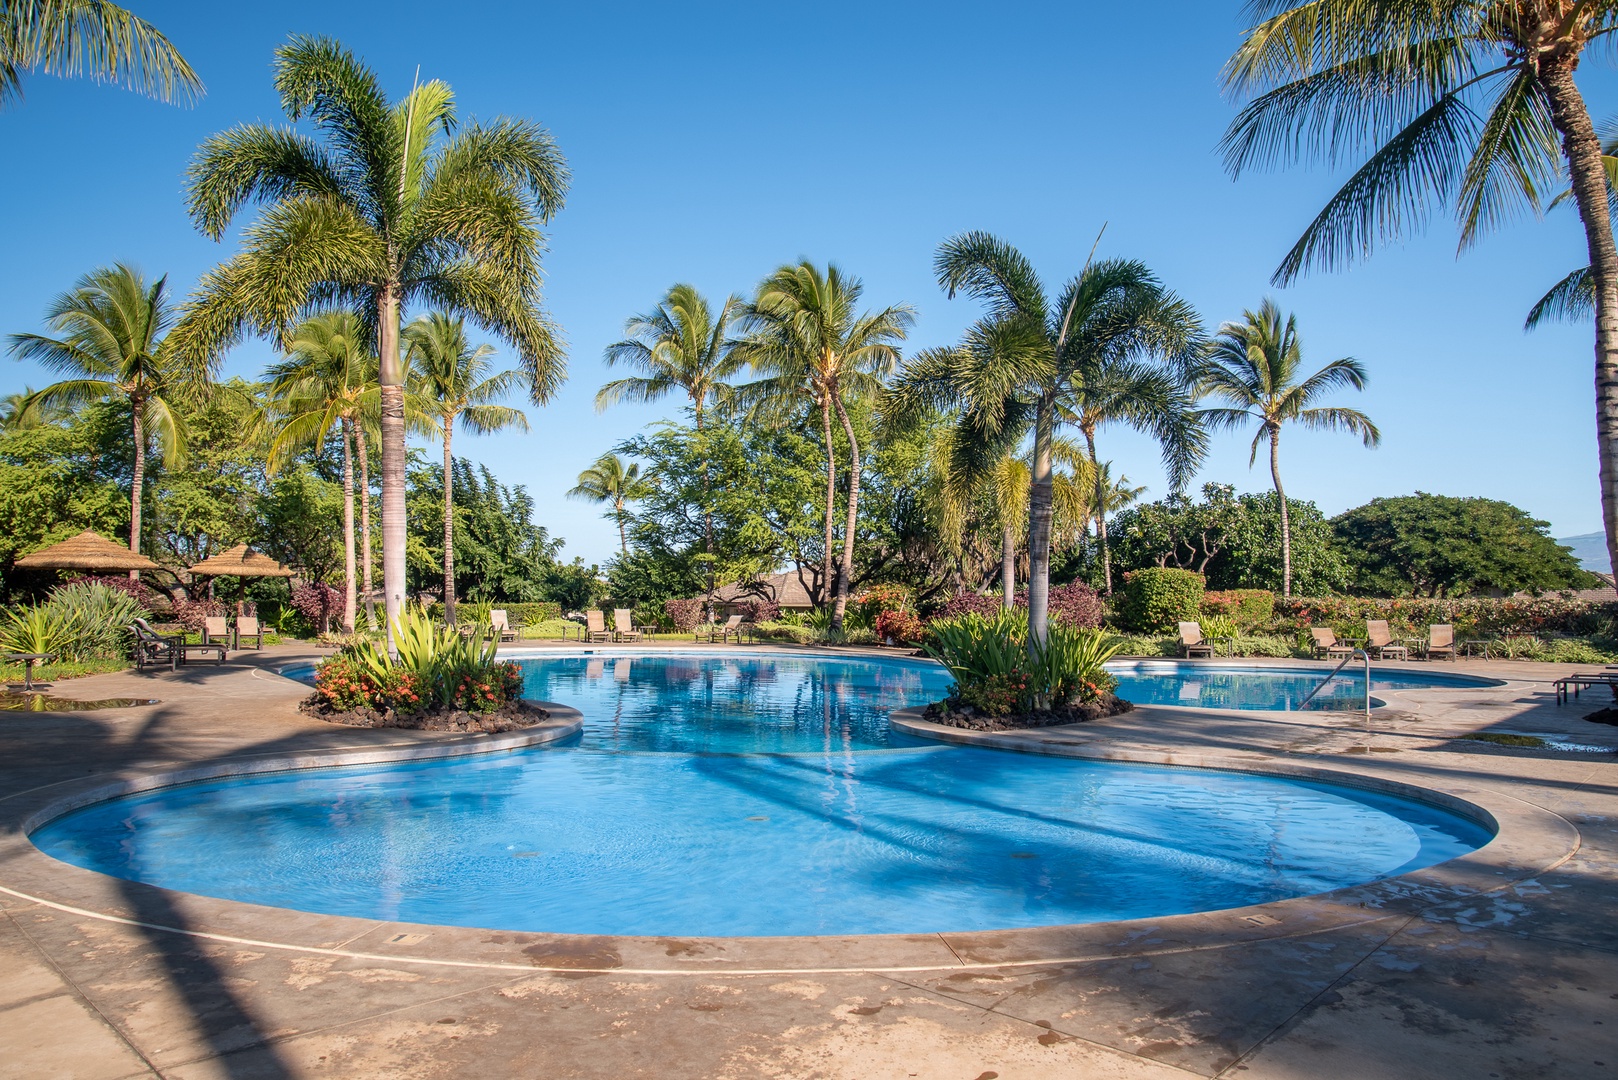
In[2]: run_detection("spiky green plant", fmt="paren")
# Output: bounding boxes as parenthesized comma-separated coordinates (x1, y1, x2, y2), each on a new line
(1, 0, 202, 107)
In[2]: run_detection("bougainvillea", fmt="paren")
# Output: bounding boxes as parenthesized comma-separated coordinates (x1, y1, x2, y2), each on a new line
(169, 597, 228, 632)
(875, 608, 926, 644)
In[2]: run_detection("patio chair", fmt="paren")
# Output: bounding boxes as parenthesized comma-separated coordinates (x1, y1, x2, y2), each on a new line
(1178, 621, 1214, 659)
(613, 609, 642, 643)
(1309, 627, 1355, 661)
(129, 622, 225, 670)
(1426, 624, 1457, 662)
(235, 615, 264, 650)
(202, 616, 231, 648)
(697, 614, 746, 644)
(490, 609, 519, 643)
(584, 609, 613, 643)
(1366, 620, 1410, 661)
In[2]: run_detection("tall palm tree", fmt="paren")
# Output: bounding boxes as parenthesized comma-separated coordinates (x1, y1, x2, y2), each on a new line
(405, 313, 529, 624)
(598, 284, 743, 565)
(8, 263, 193, 561)
(263, 312, 377, 633)
(886, 234, 1202, 652)
(174, 35, 568, 646)
(1, 0, 201, 106)
(1200, 300, 1380, 599)
(1220, 1, 1618, 594)
(1092, 461, 1146, 536)
(568, 452, 649, 555)
(733, 262, 913, 630)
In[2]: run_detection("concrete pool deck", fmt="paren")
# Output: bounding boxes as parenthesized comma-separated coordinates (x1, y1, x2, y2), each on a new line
(0, 644, 1613, 1078)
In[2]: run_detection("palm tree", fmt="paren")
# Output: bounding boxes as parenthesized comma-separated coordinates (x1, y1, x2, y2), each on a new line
(1220, 1, 1618, 595)
(263, 312, 377, 633)
(733, 262, 913, 630)
(886, 234, 1202, 652)
(1200, 300, 1380, 599)
(8, 263, 193, 561)
(568, 452, 649, 555)
(405, 313, 529, 624)
(2, 0, 201, 106)
(174, 35, 568, 646)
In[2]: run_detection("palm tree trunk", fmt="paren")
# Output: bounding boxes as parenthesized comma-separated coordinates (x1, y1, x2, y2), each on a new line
(819, 395, 837, 616)
(442, 420, 456, 626)
(1001, 524, 1015, 609)
(1269, 427, 1291, 600)
(378, 287, 406, 653)
(339, 417, 357, 633)
(1026, 393, 1055, 657)
(355, 425, 375, 626)
(1084, 428, 1112, 593)
(616, 496, 627, 554)
(128, 402, 145, 581)
(830, 390, 862, 631)
(1542, 58, 1618, 583)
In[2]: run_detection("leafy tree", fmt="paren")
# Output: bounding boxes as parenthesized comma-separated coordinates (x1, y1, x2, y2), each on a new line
(568, 452, 649, 554)
(147, 377, 264, 569)
(733, 262, 913, 629)
(176, 35, 568, 642)
(1200, 300, 1378, 599)
(255, 464, 344, 618)
(405, 313, 528, 623)
(1, 0, 201, 106)
(0, 414, 128, 589)
(1333, 493, 1593, 597)
(8, 264, 197, 562)
(1220, 1, 1618, 590)
(405, 456, 562, 604)
(885, 233, 1202, 658)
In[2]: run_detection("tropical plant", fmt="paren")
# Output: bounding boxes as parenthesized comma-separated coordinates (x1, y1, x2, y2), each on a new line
(176, 35, 568, 646)
(1219, 0, 1618, 590)
(404, 312, 529, 624)
(0, 581, 142, 662)
(0, 603, 65, 658)
(1118, 567, 1206, 634)
(1, 0, 201, 107)
(1200, 300, 1379, 598)
(885, 234, 1203, 660)
(1088, 460, 1147, 590)
(925, 610, 1119, 714)
(264, 311, 378, 632)
(733, 262, 913, 630)
(567, 452, 649, 554)
(8, 263, 196, 561)
(337, 603, 519, 712)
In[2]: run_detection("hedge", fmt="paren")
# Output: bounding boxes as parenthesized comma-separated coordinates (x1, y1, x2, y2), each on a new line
(930, 583, 1104, 629)
(1201, 589, 1275, 630)
(1276, 596, 1618, 638)
(1118, 568, 1206, 633)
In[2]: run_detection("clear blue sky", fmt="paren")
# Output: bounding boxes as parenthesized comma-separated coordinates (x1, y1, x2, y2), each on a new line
(2, 1, 1611, 565)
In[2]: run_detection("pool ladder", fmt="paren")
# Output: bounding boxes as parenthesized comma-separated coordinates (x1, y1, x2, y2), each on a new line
(1296, 648, 1372, 729)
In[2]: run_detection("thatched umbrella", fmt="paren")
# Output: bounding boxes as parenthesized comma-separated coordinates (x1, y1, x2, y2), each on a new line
(14, 531, 160, 573)
(188, 544, 295, 613)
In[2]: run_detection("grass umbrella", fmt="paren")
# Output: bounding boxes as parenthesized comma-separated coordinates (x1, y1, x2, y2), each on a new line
(188, 544, 295, 613)
(14, 531, 160, 573)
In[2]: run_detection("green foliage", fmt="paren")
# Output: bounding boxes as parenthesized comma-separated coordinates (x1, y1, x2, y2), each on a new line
(406, 456, 568, 603)
(0, 419, 129, 585)
(1201, 589, 1275, 630)
(925, 611, 1120, 713)
(1118, 568, 1206, 633)
(0, 582, 142, 662)
(1331, 494, 1593, 597)
(331, 605, 523, 713)
(1199, 614, 1239, 639)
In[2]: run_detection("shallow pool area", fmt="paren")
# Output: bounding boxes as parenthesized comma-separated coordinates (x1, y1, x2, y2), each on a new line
(1107, 660, 1500, 712)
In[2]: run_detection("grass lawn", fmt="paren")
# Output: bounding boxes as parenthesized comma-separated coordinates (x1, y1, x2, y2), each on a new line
(0, 656, 130, 683)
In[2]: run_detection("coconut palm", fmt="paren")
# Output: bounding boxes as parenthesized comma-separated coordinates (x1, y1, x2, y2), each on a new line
(263, 312, 377, 632)
(1220, 1, 1618, 591)
(732, 262, 913, 630)
(1200, 300, 1380, 599)
(1, 0, 201, 106)
(567, 452, 650, 555)
(7, 263, 193, 561)
(885, 234, 1202, 652)
(174, 35, 568, 645)
(405, 313, 529, 624)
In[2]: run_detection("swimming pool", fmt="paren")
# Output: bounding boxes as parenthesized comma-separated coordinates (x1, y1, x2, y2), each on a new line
(1107, 660, 1499, 711)
(33, 653, 1492, 937)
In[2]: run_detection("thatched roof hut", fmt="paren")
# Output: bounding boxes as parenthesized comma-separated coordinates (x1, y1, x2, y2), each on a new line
(13, 531, 159, 572)
(188, 544, 295, 579)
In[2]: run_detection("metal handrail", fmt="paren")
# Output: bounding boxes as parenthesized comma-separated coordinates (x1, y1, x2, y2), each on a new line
(1298, 647, 1372, 725)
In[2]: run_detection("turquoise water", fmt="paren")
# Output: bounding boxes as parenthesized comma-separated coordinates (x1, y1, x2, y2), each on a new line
(1107, 660, 1497, 712)
(33, 655, 1492, 937)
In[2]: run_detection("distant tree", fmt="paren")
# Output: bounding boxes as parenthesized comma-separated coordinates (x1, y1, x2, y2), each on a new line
(567, 452, 650, 555)
(405, 456, 560, 604)
(1332, 493, 1593, 597)
(1, 0, 201, 107)
(0, 409, 129, 588)
(256, 465, 344, 628)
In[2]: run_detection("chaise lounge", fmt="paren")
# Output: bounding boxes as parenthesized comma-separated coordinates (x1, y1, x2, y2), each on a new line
(1365, 620, 1410, 661)
(130, 619, 226, 671)
(1309, 627, 1356, 661)
(1178, 621, 1215, 659)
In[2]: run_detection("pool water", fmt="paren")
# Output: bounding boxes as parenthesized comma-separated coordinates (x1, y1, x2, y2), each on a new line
(32, 654, 1493, 938)
(1108, 661, 1497, 712)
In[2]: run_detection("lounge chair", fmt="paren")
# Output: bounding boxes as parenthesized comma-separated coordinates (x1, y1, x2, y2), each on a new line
(1426, 624, 1457, 662)
(584, 609, 613, 643)
(697, 614, 746, 644)
(1366, 620, 1410, 661)
(1309, 627, 1355, 661)
(130, 622, 225, 670)
(613, 609, 642, 643)
(490, 609, 519, 643)
(202, 615, 231, 648)
(235, 615, 264, 650)
(1178, 621, 1214, 659)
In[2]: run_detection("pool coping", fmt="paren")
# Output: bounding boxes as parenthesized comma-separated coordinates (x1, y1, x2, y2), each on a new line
(0, 693, 1579, 978)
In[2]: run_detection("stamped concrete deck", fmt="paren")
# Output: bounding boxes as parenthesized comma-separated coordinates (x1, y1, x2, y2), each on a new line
(0, 644, 1614, 1079)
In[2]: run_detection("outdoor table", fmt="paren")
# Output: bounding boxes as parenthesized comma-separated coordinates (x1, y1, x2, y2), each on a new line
(4, 652, 55, 691)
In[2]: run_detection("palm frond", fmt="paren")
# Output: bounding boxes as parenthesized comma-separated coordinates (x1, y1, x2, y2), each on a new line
(3, 0, 203, 107)
(1525, 266, 1594, 328)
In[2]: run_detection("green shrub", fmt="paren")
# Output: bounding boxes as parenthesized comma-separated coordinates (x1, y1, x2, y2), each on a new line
(1108, 634, 1179, 657)
(753, 621, 816, 645)
(1199, 614, 1239, 640)
(1202, 589, 1275, 630)
(331, 604, 523, 713)
(0, 582, 143, 663)
(925, 611, 1119, 711)
(1119, 569, 1206, 633)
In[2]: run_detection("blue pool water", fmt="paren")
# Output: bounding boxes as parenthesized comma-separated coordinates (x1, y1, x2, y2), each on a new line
(33, 654, 1492, 937)
(1107, 660, 1498, 712)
